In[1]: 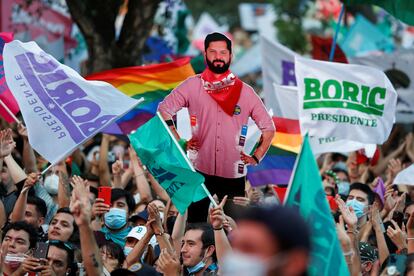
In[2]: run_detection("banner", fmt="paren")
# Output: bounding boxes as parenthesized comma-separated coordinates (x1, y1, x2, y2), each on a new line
(0, 33, 19, 122)
(394, 164, 414, 186)
(273, 83, 377, 155)
(129, 114, 207, 214)
(350, 49, 414, 123)
(295, 57, 397, 145)
(4, 40, 141, 164)
(284, 135, 350, 276)
(260, 35, 299, 115)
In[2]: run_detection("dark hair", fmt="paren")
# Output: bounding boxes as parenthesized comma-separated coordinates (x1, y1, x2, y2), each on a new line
(101, 242, 125, 269)
(404, 201, 414, 214)
(27, 196, 47, 218)
(349, 182, 375, 204)
(204, 32, 232, 53)
(110, 268, 136, 276)
(332, 168, 349, 179)
(2, 221, 38, 249)
(111, 188, 135, 214)
(52, 208, 79, 244)
(48, 240, 77, 276)
(237, 205, 311, 253)
(185, 223, 216, 263)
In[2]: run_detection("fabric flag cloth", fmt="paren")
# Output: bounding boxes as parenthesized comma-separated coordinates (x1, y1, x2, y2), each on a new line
(272, 116, 302, 153)
(260, 35, 299, 116)
(0, 33, 19, 123)
(86, 57, 195, 135)
(339, 15, 394, 58)
(284, 135, 350, 276)
(350, 49, 414, 124)
(247, 144, 297, 187)
(273, 83, 377, 155)
(3, 40, 141, 165)
(129, 114, 207, 214)
(374, 177, 385, 204)
(295, 56, 397, 145)
(394, 164, 414, 186)
(344, 0, 414, 26)
(310, 35, 348, 63)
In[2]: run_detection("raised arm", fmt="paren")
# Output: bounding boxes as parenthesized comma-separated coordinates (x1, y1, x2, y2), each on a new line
(17, 124, 37, 173)
(209, 196, 232, 264)
(70, 175, 103, 275)
(129, 147, 152, 203)
(98, 134, 111, 187)
(10, 173, 38, 222)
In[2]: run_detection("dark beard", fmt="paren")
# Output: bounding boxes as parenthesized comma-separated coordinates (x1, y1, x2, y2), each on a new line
(206, 58, 230, 74)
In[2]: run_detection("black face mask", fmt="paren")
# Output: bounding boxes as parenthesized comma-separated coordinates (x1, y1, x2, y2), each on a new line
(205, 57, 231, 74)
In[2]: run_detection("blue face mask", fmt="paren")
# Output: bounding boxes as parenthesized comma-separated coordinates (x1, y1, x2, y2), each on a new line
(337, 181, 350, 196)
(187, 260, 206, 275)
(346, 199, 366, 218)
(124, 246, 133, 256)
(104, 208, 127, 230)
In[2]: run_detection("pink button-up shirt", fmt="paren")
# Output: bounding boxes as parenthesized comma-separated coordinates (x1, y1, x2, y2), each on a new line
(158, 75, 275, 178)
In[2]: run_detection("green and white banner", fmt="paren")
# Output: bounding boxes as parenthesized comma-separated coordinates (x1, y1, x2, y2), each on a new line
(296, 57, 397, 145)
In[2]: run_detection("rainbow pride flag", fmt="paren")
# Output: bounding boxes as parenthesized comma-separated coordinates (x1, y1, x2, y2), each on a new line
(247, 116, 302, 187)
(86, 58, 195, 134)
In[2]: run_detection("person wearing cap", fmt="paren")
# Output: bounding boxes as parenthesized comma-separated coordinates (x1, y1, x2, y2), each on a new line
(158, 32, 275, 222)
(209, 203, 310, 275)
(359, 242, 378, 275)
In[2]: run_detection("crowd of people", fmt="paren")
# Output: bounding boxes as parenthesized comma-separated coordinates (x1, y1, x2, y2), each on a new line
(0, 31, 413, 276)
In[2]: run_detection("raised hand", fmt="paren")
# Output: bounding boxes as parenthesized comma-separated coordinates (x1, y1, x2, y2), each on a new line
(387, 158, 402, 180)
(386, 220, 407, 251)
(111, 154, 124, 176)
(232, 196, 250, 207)
(23, 172, 39, 192)
(209, 196, 227, 230)
(147, 202, 163, 234)
(335, 195, 358, 230)
(70, 175, 92, 226)
(17, 123, 28, 139)
(91, 198, 110, 219)
(0, 128, 16, 158)
(156, 249, 180, 276)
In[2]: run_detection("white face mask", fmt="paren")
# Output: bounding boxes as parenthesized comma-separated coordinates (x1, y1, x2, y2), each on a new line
(221, 251, 286, 276)
(44, 174, 59, 195)
(222, 251, 267, 276)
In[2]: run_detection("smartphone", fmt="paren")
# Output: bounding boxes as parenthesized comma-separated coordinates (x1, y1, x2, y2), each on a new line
(33, 242, 49, 260)
(98, 186, 112, 206)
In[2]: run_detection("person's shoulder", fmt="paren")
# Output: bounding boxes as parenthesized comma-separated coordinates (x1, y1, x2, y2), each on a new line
(239, 80, 258, 96)
(182, 74, 202, 84)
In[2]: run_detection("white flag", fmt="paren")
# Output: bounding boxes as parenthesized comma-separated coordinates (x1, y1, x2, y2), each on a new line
(350, 49, 414, 123)
(272, 83, 377, 156)
(295, 57, 397, 145)
(260, 35, 299, 116)
(394, 164, 414, 186)
(4, 40, 142, 165)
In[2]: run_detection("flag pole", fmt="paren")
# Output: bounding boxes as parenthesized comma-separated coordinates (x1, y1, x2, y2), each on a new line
(0, 99, 20, 124)
(329, 4, 346, 62)
(157, 112, 218, 208)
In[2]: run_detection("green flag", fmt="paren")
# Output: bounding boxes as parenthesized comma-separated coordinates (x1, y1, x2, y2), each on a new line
(344, 0, 414, 25)
(284, 135, 350, 276)
(129, 114, 207, 214)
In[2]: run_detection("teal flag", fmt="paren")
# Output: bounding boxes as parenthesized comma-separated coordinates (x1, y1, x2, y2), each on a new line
(129, 114, 207, 214)
(284, 135, 350, 276)
(340, 15, 394, 57)
(345, 0, 414, 26)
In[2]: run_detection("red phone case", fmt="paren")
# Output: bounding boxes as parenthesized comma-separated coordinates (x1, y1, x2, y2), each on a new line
(98, 187, 112, 206)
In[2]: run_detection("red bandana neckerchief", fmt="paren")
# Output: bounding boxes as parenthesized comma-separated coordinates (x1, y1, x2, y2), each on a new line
(200, 68, 242, 116)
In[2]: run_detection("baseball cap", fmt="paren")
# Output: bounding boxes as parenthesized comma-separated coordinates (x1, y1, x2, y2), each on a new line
(126, 226, 147, 241)
(359, 242, 378, 262)
(129, 209, 149, 223)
